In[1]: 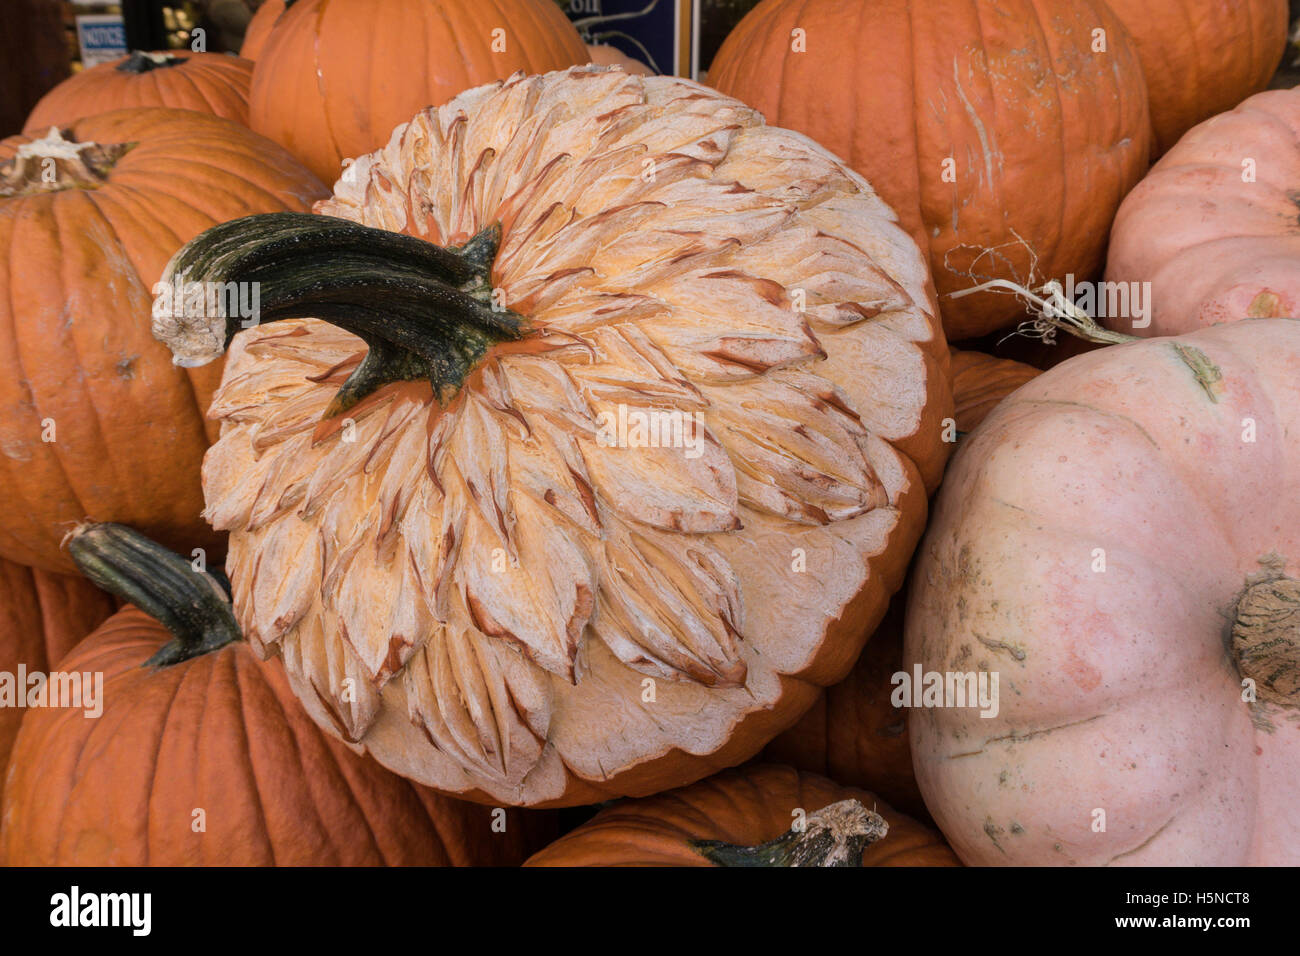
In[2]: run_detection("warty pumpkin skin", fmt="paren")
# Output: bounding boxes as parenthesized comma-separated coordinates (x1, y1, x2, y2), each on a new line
(906, 318, 1300, 865)
(247, 0, 591, 184)
(1105, 89, 1300, 338)
(152, 67, 952, 806)
(0, 559, 116, 811)
(26, 51, 253, 130)
(706, 0, 1152, 342)
(0, 524, 555, 866)
(524, 764, 959, 866)
(0, 108, 327, 573)
(1103, 0, 1289, 157)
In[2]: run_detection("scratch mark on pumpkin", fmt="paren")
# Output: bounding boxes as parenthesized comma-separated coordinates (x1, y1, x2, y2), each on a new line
(948, 713, 1105, 759)
(1105, 814, 1176, 865)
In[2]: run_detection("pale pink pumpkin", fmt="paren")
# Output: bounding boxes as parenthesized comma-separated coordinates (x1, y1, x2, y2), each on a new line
(1105, 89, 1300, 337)
(906, 318, 1300, 865)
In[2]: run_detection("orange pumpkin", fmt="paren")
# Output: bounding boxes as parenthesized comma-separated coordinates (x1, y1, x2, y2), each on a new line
(26, 51, 253, 129)
(0, 524, 555, 865)
(525, 764, 959, 866)
(707, 0, 1152, 342)
(1104, 0, 1289, 157)
(0, 558, 116, 809)
(585, 43, 654, 76)
(0, 109, 326, 573)
(247, 0, 590, 184)
(240, 0, 286, 60)
(762, 351, 1038, 818)
(761, 603, 926, 820)
(152, 69, 951, 806)
(947, 348, 1043, 434)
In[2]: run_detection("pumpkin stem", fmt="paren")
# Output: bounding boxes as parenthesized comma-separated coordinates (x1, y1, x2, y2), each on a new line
(65, 523, 241, 669)
(1232, 564, 1300, 709)
(116, 51, 186, 73)
(949, 279, 1138, 347)
(0, 128, 134, 197)
(151, 212, 528, 415)
(691, 799, 888, 867)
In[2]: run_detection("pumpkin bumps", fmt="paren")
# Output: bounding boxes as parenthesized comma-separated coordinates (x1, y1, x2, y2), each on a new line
(160, 68, 951, 806)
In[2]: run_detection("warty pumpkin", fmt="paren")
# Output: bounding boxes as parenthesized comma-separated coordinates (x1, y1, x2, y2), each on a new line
(706, 0, 1152, 342)
(247, 0, 591, 184)
(524, 764, 959, 866)
(1105, 88, 1300, 338)
(1103, 0, 1289, 157)
(26, 51, 254, 130)
(0, 108, 327, 573)
(0, 558, 116, 810)
(0, 523, 555, 866)
(906, 318, 1300, 865)
(152, 67, 952, 806)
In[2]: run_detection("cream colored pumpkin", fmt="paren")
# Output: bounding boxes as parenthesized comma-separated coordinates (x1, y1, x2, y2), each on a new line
(154, 68, 951, 806)
(906, 318, 1300, 865)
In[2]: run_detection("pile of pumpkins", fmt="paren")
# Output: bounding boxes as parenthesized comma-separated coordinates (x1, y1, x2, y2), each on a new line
(0, 0, 1295, 867)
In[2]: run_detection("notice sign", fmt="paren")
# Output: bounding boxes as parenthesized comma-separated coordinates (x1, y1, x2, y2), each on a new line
(76, 14, 128, 68)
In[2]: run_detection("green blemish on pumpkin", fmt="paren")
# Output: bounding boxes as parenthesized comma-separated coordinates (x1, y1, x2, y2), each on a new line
(1172, 343, 1223, 403)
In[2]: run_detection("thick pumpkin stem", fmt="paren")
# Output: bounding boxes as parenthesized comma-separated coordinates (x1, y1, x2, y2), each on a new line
(691, 799, 888, 867)
(949, 279, 1137, 346)
(1232, 570, 1300, 708)
(116, 51, 186, 73)
(151, 212, 528, 415)
(65, 523, 241, 669)
(0, 128, 134, 197)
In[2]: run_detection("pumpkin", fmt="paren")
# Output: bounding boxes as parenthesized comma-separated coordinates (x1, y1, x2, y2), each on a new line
(906, 318, 1300, 865)
(0, 558, 116, 809)
(524, 764, 959, 866)
(1105, 89, 1300, 338)
(707, 0, 1152, 342)
(151, 68, 952, 806)
(762, 351, 1038, 818)
(586, 44, 654, 76)
(0, 108, 327, 573)
(1103, 0, 1289, 157)
(760, 602, 926, 819)
(0, 523, 555, 865)
(26, 51, 254, 130)
(947, 348, 1043, 434)
(240, 0, 285, 60)
(247, 0, 590, 184)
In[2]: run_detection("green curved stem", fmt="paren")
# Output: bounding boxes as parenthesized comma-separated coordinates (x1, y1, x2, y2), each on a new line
(152, 212, 528, 414)
(65, 523, 241, 669)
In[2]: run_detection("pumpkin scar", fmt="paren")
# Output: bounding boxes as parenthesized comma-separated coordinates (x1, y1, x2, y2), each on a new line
(947, 713, 1106, 759)
(1104, 814, 1177, 865)
(975, 634, 1027, 661)
(1017, 399, 1161, 449)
